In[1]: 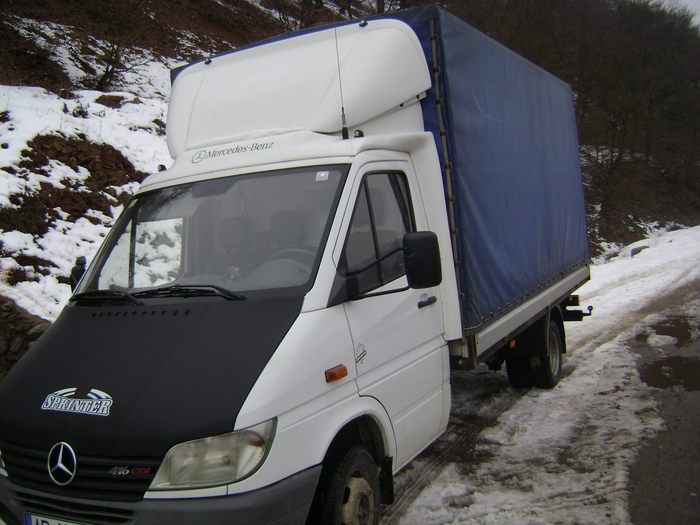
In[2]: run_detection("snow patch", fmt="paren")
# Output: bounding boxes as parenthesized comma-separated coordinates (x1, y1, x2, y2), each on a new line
(0, 83, 170, 318)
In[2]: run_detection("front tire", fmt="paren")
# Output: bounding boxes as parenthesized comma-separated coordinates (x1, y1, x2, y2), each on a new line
(319, 445, 380, 525)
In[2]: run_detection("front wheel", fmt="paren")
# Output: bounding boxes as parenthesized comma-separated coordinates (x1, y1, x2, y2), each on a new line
(319, 445, 381, 525)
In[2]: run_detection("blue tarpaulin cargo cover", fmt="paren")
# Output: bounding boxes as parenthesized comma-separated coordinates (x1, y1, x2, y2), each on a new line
(391, 6, 590, 334)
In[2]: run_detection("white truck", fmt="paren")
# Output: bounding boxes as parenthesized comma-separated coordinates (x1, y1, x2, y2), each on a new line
(0, 5, 590, 525)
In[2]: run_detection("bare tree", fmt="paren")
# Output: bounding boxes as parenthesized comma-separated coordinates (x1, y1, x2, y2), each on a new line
(70, 0, 150, 91)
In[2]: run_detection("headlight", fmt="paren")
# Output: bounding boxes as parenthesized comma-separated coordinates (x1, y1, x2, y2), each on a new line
(149, 419, 276, 490)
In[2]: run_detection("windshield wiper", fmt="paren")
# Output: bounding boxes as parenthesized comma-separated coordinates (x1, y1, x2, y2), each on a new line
(133, 285, 246, 301)
(71, 290, 145, 306)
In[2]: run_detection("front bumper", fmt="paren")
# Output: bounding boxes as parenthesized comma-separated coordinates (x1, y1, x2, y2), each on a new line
(0, 466, 321, 525)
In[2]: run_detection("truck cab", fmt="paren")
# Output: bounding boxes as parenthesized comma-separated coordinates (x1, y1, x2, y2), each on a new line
(0, 137, 452, 525)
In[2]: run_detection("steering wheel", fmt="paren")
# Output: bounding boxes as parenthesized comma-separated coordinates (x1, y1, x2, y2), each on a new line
(276, 258, 311, 273)
(270, 248, 316, 267)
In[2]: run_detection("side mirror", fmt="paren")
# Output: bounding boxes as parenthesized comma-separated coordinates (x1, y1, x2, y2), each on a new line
(70, 256, 87, 291)
(403, 231, 442, 289)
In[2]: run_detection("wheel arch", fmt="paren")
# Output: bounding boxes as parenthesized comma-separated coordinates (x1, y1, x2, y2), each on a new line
(549, 304, 566, 354)
(323, 415, 387, 464)
(509, 304, 566, 358)
(307, 411, 394, 525)
(323, 414, 394, 504)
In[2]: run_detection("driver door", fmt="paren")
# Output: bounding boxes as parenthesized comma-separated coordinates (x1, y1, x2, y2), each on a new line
(338, 164, 447, 469)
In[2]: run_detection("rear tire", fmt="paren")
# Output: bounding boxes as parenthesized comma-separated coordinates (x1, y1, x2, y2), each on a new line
(319, 445, 380, 525)
(506, 356, 535, 388)
(533, 319, 563, 389)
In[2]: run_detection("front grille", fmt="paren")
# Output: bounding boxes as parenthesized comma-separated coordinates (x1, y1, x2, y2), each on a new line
(13, 491, 135, 524)
(0, 440, 160, 502)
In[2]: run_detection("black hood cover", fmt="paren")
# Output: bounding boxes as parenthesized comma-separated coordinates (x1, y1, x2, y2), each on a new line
(0, 296, 302, 457)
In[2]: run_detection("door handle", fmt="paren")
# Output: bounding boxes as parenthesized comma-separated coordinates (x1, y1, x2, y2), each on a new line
(418, 296, 437, 309)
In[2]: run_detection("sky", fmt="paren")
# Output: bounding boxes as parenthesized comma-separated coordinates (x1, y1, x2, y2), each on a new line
(676, 0, 700, 20)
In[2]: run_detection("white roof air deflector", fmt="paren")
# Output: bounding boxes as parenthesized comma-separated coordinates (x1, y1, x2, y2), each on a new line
(167, 19, 431, 158)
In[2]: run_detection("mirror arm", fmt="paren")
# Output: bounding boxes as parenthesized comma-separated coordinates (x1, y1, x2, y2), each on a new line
(351, 285, 410, 301)
(345, 247, 405, 277)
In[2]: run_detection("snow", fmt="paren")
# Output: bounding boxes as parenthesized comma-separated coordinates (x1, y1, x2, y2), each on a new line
(0, 77, 171, 319)
(4, 15, 182, 100)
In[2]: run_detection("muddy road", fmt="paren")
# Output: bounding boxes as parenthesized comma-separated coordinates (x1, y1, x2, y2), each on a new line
(629, 294, 700, 525)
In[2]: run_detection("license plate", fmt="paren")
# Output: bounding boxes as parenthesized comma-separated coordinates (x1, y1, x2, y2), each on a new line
(24, 514, 90, 525)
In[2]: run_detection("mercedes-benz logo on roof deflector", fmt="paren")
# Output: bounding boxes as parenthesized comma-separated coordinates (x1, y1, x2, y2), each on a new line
(191, 150, 207, 164)
(47, 442, 77, 486)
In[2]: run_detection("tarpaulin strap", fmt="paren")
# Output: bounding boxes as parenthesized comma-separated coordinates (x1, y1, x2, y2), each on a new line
(429, 17, 467, 339)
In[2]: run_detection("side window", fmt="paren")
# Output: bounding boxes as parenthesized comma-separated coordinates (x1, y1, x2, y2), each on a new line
(342, 172, 415, 294)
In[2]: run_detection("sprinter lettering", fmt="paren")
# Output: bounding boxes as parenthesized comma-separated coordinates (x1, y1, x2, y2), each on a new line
(41, 388, 113, 417)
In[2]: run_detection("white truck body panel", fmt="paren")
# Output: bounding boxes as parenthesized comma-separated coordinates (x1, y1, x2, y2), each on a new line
(166, 19, 431, 157)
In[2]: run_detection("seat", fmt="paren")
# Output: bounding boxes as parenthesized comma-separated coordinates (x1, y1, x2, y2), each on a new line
(263, 210, 319, 268)
(269, 210, 305, 250)
(206, 217, 255, 279)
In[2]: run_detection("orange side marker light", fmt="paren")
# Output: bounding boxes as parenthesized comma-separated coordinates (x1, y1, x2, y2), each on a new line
(325, 365, 348, 383)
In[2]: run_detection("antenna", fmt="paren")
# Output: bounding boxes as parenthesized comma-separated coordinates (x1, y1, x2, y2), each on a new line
(333, 23, 349, 140)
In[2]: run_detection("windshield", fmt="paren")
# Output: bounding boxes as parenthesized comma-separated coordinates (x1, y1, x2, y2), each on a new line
(76, 165, 348, 300)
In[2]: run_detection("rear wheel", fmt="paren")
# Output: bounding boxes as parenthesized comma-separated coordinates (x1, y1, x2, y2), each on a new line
(506, 356, 535, 388)
(533, 319, 563, 389)
(319, 445, 380, 525)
